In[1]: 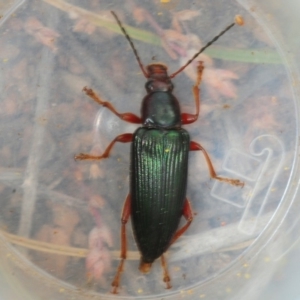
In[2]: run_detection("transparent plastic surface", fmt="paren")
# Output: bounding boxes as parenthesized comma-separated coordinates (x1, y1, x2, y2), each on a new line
(0, 0, 299, 299)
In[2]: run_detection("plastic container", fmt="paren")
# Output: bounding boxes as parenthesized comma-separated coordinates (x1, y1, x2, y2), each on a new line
(0, 0, 300, 299)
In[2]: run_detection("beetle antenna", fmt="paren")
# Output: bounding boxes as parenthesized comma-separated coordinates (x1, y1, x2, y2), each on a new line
(111, 11, 149, 78)
(170, 15, 243, 78)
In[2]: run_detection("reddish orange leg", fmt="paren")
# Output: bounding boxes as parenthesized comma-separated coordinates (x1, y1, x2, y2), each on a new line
(83, 87, 142, 124)
(74, 133, 133, 161)
(161, 254, 172, 289)
(190, 141, 244, 187)
(111, 194, 131, 294)
(181, 61, 204, 125)
(171, 199, 193, 245)
(160, 200, 193, 289)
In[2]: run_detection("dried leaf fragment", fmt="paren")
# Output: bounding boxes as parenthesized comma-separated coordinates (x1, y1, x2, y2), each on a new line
(24, 17, 60, 52)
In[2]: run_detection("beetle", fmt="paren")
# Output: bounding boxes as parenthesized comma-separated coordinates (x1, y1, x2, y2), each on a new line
(75, 11, 244, 294)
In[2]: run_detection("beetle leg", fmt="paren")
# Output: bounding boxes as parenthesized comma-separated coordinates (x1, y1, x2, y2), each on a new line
(170, 199, 193, 245)
(181, 61, 204, 125)
(160, 199, 192, 291)
(74, 133, 133, 161)
(190, 141, 244, 187)
(83, 87, 142, 124)
(111, 194, 131, 294)
(161, 254, 172, 289)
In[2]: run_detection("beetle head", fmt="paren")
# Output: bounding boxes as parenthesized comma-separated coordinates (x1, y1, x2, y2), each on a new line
(145, 63, 174, 93)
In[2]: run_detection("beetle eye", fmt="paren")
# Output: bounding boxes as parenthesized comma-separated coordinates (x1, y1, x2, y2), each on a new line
(145, 81, 153, 92)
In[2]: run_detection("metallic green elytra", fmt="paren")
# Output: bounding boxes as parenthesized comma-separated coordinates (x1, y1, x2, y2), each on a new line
(131, 128, 190, 264)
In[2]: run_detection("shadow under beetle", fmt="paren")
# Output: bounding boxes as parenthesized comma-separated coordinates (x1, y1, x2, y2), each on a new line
(75, 11, 244, 294)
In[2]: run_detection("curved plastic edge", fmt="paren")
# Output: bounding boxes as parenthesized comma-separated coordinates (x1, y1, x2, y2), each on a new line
(0, 0, 25, 26)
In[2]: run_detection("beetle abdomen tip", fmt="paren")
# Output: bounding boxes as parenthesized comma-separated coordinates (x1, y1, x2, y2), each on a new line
(139, 260, 152, 274)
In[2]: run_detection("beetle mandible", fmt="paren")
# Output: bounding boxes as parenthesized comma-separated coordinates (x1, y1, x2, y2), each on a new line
(75, 11, 244, 294)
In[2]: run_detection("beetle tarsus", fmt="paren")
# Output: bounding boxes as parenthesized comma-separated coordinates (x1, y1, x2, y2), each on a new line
(111, 258, 125, 294)
(181, 61, 204, 125)
(215, 176, 244, 187)
(165, 281, 172, 289)
(74, 153, 103, 161)
(196, 61, 204, 86)
(161, 254, 172, 289)
(189, 141, 245, 187)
